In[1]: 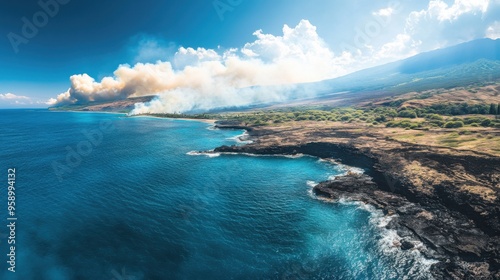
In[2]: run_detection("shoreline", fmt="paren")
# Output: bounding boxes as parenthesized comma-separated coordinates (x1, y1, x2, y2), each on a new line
(211, 121, 500, 279)
(47, 109, 217, 124)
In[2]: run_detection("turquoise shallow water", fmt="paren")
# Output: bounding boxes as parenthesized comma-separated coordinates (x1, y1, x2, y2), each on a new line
(0, 110, 432, 279)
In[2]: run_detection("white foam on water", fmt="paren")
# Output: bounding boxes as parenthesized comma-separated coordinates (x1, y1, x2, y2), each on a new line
(187, 150, 305, 159)
(306, 179, 323, 199)
(317, 158, 339, 165)
(216, 152, 309, 159)
(207, 147, 437, 277)
(206, 125, 218, 131)
(227, 131, 254, 144)
(328, 165, 365, 180)
(186, 151, 221, 158)
(307, 180, 319, 188)
(208, 145, 437, 278)
(284, 153, 305, 159)
(315, 197, 437, 279)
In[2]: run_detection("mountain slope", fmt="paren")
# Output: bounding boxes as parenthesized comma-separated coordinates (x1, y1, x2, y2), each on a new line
(399, 38, 500, 74)
(306, 38, 500, 103)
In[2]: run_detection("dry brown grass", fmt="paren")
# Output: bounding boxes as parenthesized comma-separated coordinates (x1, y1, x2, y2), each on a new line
(263, 120, 500, 156)
(460, 185, 497, 202)
(372, 84, 500, 108)
(245, 119, 499, 207)
(389, 128, 500, 156)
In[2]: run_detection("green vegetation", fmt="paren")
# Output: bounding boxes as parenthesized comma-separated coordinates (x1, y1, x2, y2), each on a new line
(415, 103, 491, 116)
(490, 103, 499, 115)
(444, 121, 464, 128)
(138, 100, 500, 131)
(397, 109, 418, 119)
(217, 107, 398, 126)
(210, 104, 500, 129)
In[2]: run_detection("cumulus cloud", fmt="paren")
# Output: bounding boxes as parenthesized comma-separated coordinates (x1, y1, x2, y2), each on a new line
(406, 0, 490, 34)
(375, 34, 420, 62)
(0, 93, 34, 106)
(0, 93, 30, 100)
(173, 47, 221, 69)
(486, 21, 500, 39)
(421, 0, 489, 22)
(49, 20, 352, 113)
(373, 7, 395, 17)
(369, 0, 498, 63)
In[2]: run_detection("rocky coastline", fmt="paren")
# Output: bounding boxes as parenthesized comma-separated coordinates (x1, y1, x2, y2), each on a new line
(212, 122, 500, 279)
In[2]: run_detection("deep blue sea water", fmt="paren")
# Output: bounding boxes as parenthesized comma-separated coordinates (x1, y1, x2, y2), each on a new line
(0, 110, 433, 279)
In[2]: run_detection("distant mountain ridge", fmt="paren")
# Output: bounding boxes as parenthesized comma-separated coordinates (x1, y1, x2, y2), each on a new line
(310, 38, 500, 101)
(399, 38, 500, 74)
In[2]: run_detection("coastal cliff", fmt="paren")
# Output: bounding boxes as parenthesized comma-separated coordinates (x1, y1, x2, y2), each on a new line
(213, 122, 500, 279)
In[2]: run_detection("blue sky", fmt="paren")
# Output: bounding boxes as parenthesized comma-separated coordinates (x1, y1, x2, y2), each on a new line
(0, 0, 499, 108)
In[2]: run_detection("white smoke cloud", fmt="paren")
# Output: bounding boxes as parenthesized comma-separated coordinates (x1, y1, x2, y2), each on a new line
(49, 20, 352, 113)
(133, 39, 176, 64)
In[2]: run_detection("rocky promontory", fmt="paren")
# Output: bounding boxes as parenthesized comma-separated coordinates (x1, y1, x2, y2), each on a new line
(213, 121, 500, 279)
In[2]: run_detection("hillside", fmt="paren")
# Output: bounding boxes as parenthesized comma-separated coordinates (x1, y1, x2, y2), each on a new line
(299, 39, 500, 106)
(49, 95, 155, 113)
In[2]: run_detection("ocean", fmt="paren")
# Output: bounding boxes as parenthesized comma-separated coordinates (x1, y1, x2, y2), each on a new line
(0, 110, 432, 279)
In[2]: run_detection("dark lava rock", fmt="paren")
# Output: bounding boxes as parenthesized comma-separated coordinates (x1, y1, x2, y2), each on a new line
(401, 240, 415, 250)
(212, 141, 500, 279)
(313, 173, 497, 279)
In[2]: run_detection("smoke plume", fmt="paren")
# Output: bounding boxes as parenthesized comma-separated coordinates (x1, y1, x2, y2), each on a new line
(48, 20, 351, 113)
